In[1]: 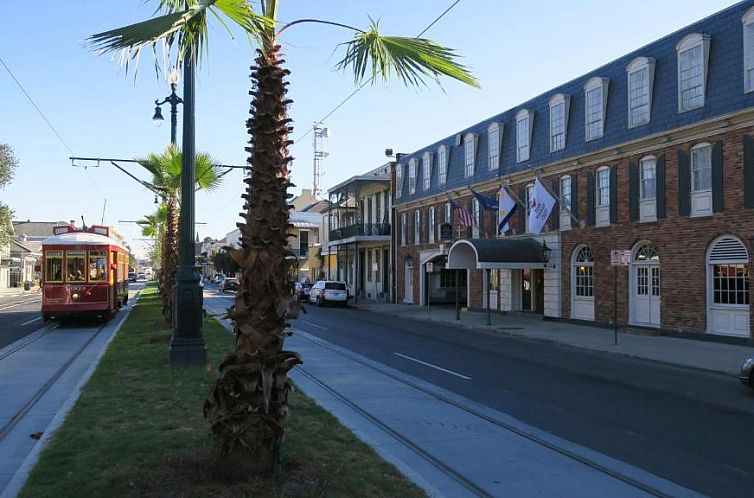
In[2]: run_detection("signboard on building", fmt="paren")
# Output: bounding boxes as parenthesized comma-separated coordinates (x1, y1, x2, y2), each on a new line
(439, 223, 453, 241)
(610, 250, 631, 266)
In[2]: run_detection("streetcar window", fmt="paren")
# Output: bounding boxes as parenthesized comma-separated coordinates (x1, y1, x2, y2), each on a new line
(88, 251, 107, 282)
(65, 250, 86, 282)
(45, 251, 63, 283)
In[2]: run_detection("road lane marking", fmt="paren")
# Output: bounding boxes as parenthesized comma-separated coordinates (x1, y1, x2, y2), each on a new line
(0, 298, 41, 312)
(394, 353, 472, 380)
(20, 316, 42, 326)
(301, 320, 327, 330)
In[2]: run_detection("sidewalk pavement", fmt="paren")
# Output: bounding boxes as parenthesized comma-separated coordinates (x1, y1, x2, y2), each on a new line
(348, 302, 754, 377)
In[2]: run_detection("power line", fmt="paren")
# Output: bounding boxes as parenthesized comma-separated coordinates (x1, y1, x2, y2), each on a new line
(292, 0, 462, 145)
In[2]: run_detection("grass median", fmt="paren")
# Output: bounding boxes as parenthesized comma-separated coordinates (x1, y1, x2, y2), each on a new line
(21, 286, 425, 497)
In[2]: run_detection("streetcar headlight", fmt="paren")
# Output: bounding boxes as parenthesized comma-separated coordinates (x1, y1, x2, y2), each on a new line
(71, 293, 80, 301)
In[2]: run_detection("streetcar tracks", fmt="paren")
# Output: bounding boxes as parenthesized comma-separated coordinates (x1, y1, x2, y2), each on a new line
(0, 326, 53, 362)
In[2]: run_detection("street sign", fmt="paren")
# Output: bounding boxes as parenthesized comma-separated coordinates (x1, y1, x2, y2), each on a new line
(610, 249, 631, 266)
(426, 262, 434, 273)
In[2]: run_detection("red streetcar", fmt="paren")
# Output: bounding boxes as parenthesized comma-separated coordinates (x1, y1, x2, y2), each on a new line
(41, 225, 130, 321)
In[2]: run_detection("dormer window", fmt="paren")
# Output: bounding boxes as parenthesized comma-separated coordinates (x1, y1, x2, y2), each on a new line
(584, 77, 608, 141)
(408, 158, 417, 194)
(464, 133, 476, 177)
(395, 164, 403, 198)
(516, 109, 533, 162)
(437, 145, 448, 185)
(487, 123, 501, 171)
(422, 152, 432, 190)
(743, 8, 754, 92)
(627, 57, 655, 128)
(676, 33, 710, 112)
(548, 94, 569, 152)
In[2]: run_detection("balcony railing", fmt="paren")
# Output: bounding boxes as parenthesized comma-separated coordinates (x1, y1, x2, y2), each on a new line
(329, 223, 391, 241)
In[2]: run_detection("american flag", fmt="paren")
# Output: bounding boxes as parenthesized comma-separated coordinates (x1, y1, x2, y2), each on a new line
(448, 196, 477, 228)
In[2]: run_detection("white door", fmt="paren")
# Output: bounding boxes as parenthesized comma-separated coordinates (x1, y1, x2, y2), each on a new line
(571, 246, 595, 321)
(631, 265, 661, 327)
(404, 260, 414, 304)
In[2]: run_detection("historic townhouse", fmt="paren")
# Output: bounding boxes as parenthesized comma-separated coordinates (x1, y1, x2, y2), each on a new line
(394, 2, 754, 339)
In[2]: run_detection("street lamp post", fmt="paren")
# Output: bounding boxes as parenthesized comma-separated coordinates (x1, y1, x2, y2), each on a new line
(152, 69, 183, 145)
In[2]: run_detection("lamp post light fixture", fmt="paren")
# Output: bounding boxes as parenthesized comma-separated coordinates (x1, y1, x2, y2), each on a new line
(541, 240, 552, 264)
(152, 69, 183, 145)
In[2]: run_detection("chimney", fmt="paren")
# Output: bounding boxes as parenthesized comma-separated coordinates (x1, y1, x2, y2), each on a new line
(70, 219, 76, 227)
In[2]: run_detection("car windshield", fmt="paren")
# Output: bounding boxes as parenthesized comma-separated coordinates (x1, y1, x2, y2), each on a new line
(325, 282, 346, 290)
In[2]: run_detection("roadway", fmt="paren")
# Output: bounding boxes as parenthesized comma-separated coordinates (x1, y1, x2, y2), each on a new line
(0, 293, 44, 349)
(205, 285, 754, 497)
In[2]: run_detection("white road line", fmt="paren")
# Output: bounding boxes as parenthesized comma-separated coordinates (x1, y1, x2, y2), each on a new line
(0, 299, 40, 312)
(20, 316, 42, 326)
(394, 353, 472, 380)
(301, 320, 327, 330)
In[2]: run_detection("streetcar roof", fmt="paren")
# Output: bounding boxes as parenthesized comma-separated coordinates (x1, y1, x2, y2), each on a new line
(42, 232, 128, 251)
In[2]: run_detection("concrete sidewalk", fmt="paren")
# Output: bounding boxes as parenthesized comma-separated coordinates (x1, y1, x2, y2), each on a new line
(349, 302, 754, 377)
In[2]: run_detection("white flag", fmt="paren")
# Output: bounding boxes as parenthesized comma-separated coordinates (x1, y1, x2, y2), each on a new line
(527, 178, 556, 234)
(497, 186, 517, 235)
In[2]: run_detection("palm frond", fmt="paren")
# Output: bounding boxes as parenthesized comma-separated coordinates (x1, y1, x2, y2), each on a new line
(336, 20, 479, 88)
(194, 152, 224, 191)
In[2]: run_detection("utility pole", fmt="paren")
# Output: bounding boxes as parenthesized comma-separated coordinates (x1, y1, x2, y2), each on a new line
(312, 122, 329, 199)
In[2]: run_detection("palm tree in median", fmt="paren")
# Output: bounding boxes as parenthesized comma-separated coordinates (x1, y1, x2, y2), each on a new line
(137, 144, 223, 321)
(137, 203, 167, 296)
(91, 0, 478, 476)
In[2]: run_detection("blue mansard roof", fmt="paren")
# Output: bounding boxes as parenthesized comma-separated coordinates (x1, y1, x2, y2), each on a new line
(394, 0, 754, 206)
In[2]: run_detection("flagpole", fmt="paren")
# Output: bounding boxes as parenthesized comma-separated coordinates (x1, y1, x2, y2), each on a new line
(534, 175, 584, 228)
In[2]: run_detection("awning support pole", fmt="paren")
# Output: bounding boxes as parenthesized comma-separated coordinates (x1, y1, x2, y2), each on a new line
(486, 268, 491, 326)
(455, 269, 460, 321)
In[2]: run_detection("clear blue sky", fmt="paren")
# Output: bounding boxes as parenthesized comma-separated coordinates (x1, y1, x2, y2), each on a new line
(0, 0, 739, 258)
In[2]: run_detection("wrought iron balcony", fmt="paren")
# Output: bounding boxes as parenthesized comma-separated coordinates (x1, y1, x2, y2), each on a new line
(329, 223, 391, 241)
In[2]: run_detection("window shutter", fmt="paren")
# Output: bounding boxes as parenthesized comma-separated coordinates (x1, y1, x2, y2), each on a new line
(551, 178, 560, 230)
(518, 186, 526, 233)
(712, 140, 724, 213)
(678, 149, 691, 216)
(586, 171, 595, 226)
(745, 135, 754, 209)
(656, 154, 666, 219)
(609, 166, 618, 224)
(628, 162, 639, 222)
(570, 173, 579, 228)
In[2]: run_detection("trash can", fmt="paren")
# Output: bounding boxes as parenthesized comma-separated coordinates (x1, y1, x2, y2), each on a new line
(23, 281, 31, 291)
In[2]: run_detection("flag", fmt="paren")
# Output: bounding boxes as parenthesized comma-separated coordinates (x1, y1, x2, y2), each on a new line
(471, 188, 498, 211)
(527, 178, 557, 234)
(447, 196, 477, 228)
(497, 186, 518, 234)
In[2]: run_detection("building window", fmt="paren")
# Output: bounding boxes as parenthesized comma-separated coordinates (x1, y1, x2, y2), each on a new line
(584, 77, 608, 141)
(488, 123, 501, 170)
(549, 94, 568, 152)
(573, 246, 594, 297)
(422, 152, 432, 190)
(464, 133, 475, 177)
(428, 206, 435, 243)
(525, 183, 534, 232)
(472, 199, 480, 238)
(408, 159, 417, 194)
(639, 156, 657, 222)
(400, 213, 407, 246)
(706, 236, 750, 336)
(516, 109, 533, 162)
(560, 175, 571, 231)
(627, 57, 655, 128)
(744, 8, 754, 92)
(438, 146, 448, 185)
(444, 202, 451, 223)
(676, 33, 710, 112)
(691, 143, 712, 217)
(414, 209, 421, 244)
(596, 167, 610, 227)
(395, 164, 403, 198)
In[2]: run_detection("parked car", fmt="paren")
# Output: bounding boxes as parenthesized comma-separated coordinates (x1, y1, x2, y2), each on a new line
(213, 274, 225, 284)
(740, 355, 754, 389)
(137, 272, 146, 280)
(219, 277, 239, 293)
(294, 282, 313, 301)
(309, 280, 348, 307)
(128, 272, 137, 282)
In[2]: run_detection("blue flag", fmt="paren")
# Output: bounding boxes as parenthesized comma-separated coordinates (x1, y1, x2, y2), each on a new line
(470, 188, 498, 211)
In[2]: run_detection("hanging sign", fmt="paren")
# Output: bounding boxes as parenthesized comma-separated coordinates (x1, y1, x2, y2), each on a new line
(610, 250, 631, 266)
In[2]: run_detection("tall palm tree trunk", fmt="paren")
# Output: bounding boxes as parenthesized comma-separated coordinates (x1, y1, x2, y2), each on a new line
(161, 194, 179, 321)
(204, 40, 301, 477)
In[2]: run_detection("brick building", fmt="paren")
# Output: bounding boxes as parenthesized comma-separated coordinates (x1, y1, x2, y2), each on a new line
(393, 2, 754, 339)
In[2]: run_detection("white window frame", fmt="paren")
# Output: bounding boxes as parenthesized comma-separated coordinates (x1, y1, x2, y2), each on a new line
(395, 164, 403, 198)
(437, 145, 449, 186)
(549, 94, 569, 152)
(559, 175, 572, 231)
(408, 159, 417, 194)
(488, 123, 502, 171)
(595, 166, 610, 227)
(743, 8, 754, 93)
(639, 156, 657, 223)
(444, 202, 451, 223)
(516, 109, 533, 163)
(584, 77, 608, 141)
(627, 57, 655, 128)
(464, 133, 476, 178)
(676, 33, 710, 113)
(428, 206, 435, 243)
(414, 209, 421, 245)
(400, 212, 407, 245)
(690, 142, 713, 217)
(422, 152, 432, 191)
(525, 183, 534, 233)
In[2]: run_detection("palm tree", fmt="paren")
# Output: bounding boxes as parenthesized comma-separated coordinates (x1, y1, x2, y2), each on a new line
(91, 0, 478, 476)
(137, 144, 223, 320)
(137, 203, 168, 297)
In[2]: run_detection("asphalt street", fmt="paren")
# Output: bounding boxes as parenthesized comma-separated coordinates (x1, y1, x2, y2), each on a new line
(0, 293, 44, 349)
(207, 286, 754, 497)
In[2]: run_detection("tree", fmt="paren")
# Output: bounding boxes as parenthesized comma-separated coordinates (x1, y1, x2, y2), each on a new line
(91, 0, 478, 476)
(0, 144, 19, 247)
(137, 203, 168, 289)
(136, 144, 223, 320)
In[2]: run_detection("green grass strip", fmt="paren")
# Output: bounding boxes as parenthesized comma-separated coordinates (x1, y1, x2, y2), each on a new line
(21, 286, 425, 497)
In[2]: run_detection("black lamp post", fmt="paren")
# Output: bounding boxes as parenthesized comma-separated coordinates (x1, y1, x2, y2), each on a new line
(541, 240, 552, 264)
(152, 69, 183, 145)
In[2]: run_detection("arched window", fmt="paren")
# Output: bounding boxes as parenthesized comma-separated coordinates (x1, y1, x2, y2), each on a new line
(634, 242, 659, 262)
(488, 123, 501, 171)
(626, 57, 655, 127)
(584, 77, 609, 141)
(437, 145, 448, 185)
(408, 158, 417, 194)
(743, 7, 754, 92)
(572, 246, 594, 297)
(422, 152, 432, 190)
(708, 236, 750, 306)
(464, 133, 476, 177)
(676, 33, 710, 112)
